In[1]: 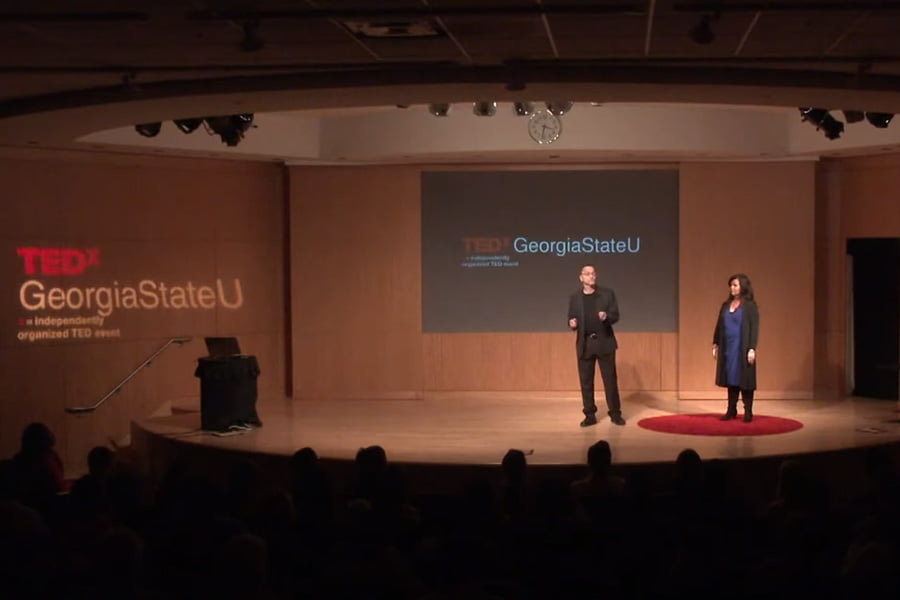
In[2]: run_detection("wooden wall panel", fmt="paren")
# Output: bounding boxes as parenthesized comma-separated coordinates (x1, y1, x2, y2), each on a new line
(422, 332, 671, 393)
(548, 334, 579, 391)
(815, 153, 900, 396)
(679, 161, 816, 398)
(660, 332, 678, 391)
(0, 345, 69, 460)
(814, 162, 846, 395)
(480, 334, 552, 391)
(838, 155, 900, 239)
(290, 166, 423, 398)
(423, 334, 486, 391)
(615, 332, 662, 391)
(293, 331, 421, 398)
(0, 150, 286, 474)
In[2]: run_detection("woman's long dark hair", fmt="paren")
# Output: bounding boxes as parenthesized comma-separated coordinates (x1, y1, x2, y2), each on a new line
(726, 273, 755, 302)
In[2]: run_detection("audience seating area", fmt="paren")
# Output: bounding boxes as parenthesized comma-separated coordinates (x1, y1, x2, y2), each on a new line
(2, 422, 899, 599)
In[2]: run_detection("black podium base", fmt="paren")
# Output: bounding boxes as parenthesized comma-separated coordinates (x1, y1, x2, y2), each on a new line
(194, 355, 262, 432)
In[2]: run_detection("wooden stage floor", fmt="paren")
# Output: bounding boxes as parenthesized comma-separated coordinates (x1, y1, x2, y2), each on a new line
(134, 394, 900, 467)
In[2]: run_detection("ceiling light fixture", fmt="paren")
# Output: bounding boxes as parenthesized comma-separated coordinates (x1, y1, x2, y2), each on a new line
(174, 118, 203, 133)
(842, 110, 865, 124)
(799, 107, 844, 140)
(427, 103, 451, 117)
(865, 112, 894, 128)
(341, 19, 444, 39)
(134, 122, 161, 137)
(513, 102, 534, 117)
(545, 101, 573, 116)
(473, 101, 497, 117)
(204, 114, 254, 146)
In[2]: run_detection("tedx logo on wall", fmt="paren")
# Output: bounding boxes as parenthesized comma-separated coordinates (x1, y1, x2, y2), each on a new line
(15, 247, 244, 343)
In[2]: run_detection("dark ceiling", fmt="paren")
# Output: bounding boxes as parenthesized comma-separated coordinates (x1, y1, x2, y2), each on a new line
(4, 1, 900, 119)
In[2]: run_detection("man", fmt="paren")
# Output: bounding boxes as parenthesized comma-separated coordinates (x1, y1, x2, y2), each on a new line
(567, 264, 625, 426)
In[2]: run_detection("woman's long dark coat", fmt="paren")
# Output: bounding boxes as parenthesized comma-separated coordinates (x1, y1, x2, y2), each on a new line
(712, 299, 759, 390)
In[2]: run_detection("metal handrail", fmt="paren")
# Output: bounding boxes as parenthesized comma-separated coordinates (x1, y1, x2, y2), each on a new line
(65, 336, 192, 414)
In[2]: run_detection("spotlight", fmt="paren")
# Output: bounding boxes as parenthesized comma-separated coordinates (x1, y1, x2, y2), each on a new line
(239, 20, 264, 52)
(473, 101, 497, 117)
(545, 101, 573, 116)
(134, 122, 161, 137)
(427, 103, 451, 117)
(842, 110, 865, 124)
(865, 112, 894, 128)
(820, 118, 845, 140)
(799, 107, 844, 140)
(204, 114, 254, 146)
(513, 101, 534, 117)
(174, 118, 203, 133)
(690, 14, 718, 45)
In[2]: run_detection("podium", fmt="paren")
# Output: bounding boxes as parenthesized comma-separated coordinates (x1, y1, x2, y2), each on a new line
(194, 355, 262, 432)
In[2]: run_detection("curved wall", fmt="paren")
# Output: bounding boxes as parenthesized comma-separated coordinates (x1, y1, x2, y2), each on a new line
(0, 149, 287, 474)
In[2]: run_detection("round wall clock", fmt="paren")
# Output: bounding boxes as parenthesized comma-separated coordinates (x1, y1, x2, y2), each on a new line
(528, 109, 562, 144)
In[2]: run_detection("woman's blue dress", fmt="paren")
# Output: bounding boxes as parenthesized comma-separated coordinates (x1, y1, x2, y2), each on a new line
(723, 304, 743, 387)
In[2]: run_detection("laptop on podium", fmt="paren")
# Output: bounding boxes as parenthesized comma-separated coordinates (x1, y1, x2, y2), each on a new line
(204, 336, 242, 358)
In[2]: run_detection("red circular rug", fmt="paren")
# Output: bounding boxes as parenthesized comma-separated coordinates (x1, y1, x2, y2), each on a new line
(637, 413, 804, 436)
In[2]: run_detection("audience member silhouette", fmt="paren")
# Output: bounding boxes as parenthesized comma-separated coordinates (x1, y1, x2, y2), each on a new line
(12, 422, 65, 511)
(570, 440, 626, 499)
(350, 445, 388, 503)
(570, 440, 628, 532)
(289, 446, 334, 530)
(499, 448, 533, 522)
(70, 445, 115, 517)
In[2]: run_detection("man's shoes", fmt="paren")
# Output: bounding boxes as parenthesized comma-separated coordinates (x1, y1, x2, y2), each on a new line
(720, 412, 737, 421)
(580, 415, 598, 427)
(610, 414, 626, 426)
(743, 413, 753, 423)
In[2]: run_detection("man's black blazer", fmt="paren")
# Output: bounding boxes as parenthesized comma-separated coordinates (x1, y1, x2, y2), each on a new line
(568, 287, 620, 357)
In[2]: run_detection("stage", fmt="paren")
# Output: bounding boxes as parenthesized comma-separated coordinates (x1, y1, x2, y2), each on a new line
(132, 393, 900, 468)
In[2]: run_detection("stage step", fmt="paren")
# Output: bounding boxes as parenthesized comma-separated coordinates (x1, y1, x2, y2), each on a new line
(171, 400, 200, 414)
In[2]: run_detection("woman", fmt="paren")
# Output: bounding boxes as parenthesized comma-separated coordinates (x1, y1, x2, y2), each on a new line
(712, 274, 759, 422)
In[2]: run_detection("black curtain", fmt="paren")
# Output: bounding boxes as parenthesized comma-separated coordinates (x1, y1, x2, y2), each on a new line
(848, 238, 900, 399)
